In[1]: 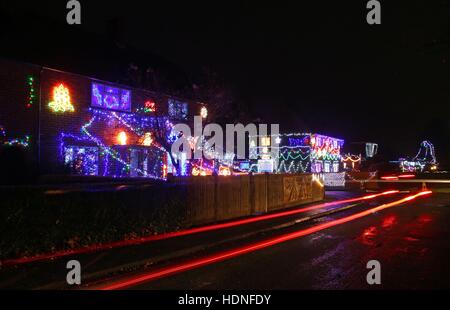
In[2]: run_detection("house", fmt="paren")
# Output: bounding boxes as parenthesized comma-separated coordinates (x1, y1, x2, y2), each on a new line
(248, 133, 344, 174)
(0, 58, 205, 179)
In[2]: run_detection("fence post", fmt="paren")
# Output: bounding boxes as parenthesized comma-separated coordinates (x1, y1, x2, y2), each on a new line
(265, 173, 269, 213)
(250, 173, 255, 214)
(214, 175, 218, 221)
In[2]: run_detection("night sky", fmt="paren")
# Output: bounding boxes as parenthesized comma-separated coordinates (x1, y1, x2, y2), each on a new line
(1, 1, 450, 164)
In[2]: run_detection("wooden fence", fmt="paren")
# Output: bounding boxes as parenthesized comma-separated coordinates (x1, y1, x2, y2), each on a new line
(170, 173, 325, 225)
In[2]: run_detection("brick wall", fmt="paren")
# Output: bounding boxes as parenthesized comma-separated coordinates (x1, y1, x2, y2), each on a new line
(0, 59, 40, 155)
(39, 68, 199, 176)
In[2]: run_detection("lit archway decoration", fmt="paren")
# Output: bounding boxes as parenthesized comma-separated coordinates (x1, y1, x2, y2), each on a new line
(48, 84, 75, 113)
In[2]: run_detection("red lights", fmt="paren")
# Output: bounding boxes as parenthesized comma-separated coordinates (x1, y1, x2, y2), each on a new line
(0, 190, 401, 267)
(381, 190, 401, 195)
(362, 190, 399, 200)
(98, 190, 432, 290)
(381, 176, 399, 180)
(415, 190, 432, 197)
(144, 100, 156, 112)
(398, 174, 416, 179)
(381, 215, 397, 228)
(360, 226, 378, 245)
(381, 174, 416, 180)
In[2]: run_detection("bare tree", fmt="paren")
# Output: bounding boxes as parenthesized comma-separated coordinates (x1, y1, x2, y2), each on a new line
(149, 112, 181, 176)
(190, 67, 237, 123)
(143, 67, 240, 176)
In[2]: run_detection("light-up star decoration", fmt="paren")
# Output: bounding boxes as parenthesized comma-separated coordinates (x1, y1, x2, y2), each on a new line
(49, 84, 75, 113)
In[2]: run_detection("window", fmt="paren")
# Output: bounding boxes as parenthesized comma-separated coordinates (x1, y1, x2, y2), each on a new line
(261, 136, 271, 147)
(324, 161, 331, 173)
(332, 161, 340, 173)
(258, 159, 274, 173)
(168, 99, 188, 119)
(91, 83, 131, 112)
(312, 161, 323, 173)
(64, 146, 99, 176)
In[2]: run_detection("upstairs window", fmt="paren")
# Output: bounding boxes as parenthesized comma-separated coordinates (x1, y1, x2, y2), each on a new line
(168, 99, 188, 119)
(261, 136, 271, 147)
(91, 83, 131, 112)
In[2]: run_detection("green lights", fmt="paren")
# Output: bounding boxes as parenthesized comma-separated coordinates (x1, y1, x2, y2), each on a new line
(27, 75, 36, 109)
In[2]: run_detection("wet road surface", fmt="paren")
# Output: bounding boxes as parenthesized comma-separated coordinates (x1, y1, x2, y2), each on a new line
(2, 191, 449, 290)
(106, 192, 450, 290)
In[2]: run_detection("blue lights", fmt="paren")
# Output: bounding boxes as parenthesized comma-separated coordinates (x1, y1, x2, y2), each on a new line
(168, 99, 188, 120)
(91, 83, 132, 112)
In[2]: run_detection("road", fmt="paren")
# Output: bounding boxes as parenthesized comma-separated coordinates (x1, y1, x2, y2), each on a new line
(93, 190, 450, 290)
(1, 190, 449, 290)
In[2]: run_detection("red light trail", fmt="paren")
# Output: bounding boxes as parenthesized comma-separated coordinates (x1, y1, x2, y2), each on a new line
(1, 190, 400, 267)
(398, 174, 416, 179)
(381, 176, 399, 180)
(380, 174, 415, 180)
(97, 190, 431, 290)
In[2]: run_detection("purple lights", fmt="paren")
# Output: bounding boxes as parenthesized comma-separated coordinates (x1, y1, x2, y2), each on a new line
(288, 136, 310, 147)
(91, 83, 131, 112)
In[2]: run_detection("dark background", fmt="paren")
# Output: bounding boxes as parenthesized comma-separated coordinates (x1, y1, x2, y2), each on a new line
(0, 1, 449, 165)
